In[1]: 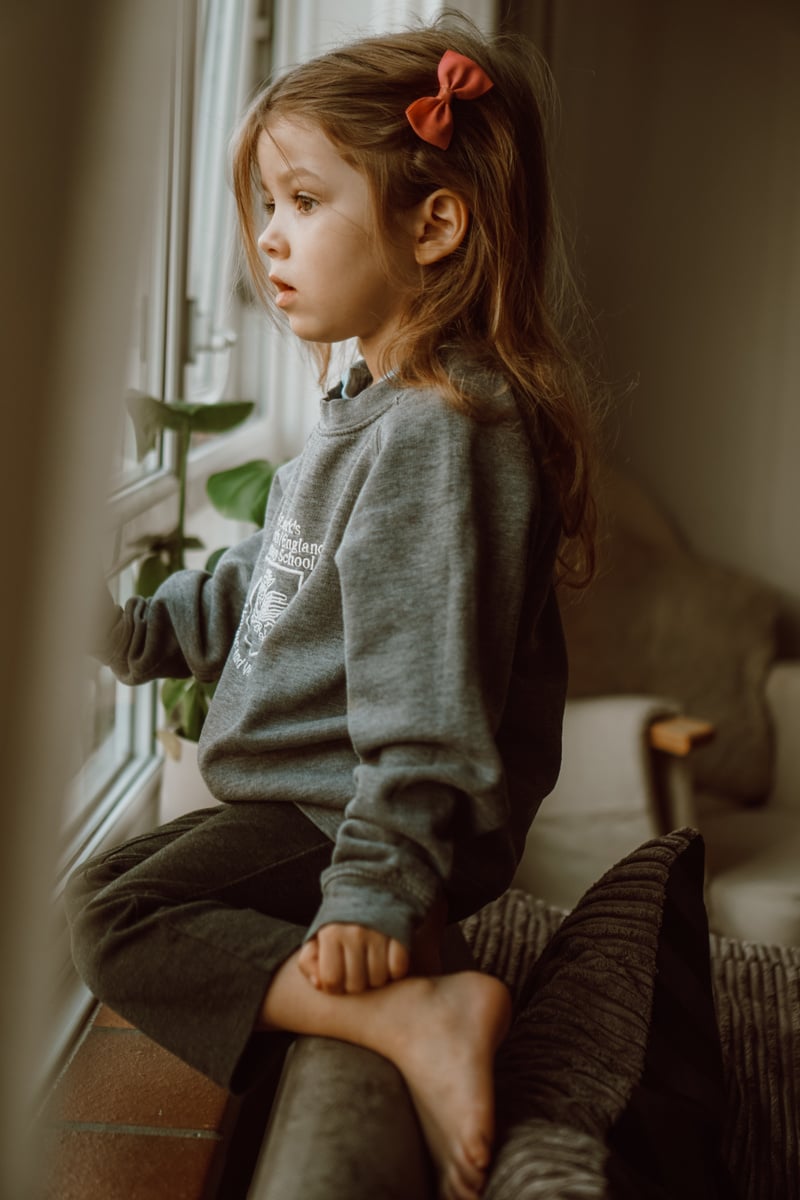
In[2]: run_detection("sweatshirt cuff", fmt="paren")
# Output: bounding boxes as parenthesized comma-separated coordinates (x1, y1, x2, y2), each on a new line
(304, 884, 419, 949)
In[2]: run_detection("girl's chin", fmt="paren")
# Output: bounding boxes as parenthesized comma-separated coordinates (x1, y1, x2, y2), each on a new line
(287, 318, 348, 345)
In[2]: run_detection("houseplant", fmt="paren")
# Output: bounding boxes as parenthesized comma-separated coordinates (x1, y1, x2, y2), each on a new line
(126, 391, 276, 749)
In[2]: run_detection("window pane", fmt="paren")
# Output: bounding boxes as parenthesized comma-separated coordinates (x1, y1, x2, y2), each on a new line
(61, 566, 154, 847)
(185, 0, 251, 404)
(111, 101, 173, 489)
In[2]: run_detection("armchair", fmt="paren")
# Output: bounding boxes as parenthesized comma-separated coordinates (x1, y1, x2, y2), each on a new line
(513, 466, 800, 947)
(699, 660, 800, 944)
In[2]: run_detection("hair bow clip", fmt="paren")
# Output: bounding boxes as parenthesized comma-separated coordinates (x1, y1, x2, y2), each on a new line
(405, 49, 493, 150)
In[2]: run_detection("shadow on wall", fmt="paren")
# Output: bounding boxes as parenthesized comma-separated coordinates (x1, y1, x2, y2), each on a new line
(0, 3, 173, 1195)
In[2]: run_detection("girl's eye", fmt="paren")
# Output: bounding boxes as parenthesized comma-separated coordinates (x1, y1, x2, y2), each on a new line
(262, 197, 275, 218)
(295, 193, 318, 214)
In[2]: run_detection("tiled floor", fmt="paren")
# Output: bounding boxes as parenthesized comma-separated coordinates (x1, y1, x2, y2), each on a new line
(39, 1005, 242, 1200)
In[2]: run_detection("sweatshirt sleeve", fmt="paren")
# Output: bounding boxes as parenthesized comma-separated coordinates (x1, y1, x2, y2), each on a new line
(306, 395, 542, 947)
(99, 530, 264, 685)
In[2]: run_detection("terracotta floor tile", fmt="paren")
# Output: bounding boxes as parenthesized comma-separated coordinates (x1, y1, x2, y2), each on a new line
(92, 1005, 134, 1029)
(47, 1030, 230, 1131)
(39, 1128, 220, 1200)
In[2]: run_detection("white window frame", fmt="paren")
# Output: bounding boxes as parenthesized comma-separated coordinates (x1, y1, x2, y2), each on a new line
(49, 0, 277, 1082)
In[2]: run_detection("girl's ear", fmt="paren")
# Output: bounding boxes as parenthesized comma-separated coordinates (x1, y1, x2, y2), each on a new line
(411, 189, 470, 265)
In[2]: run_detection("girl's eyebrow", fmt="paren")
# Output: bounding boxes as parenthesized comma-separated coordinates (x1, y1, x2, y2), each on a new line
(264, 164, 325, 189)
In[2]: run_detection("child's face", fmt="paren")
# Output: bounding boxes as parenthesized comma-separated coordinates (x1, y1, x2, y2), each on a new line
(256, 117, 417, 377)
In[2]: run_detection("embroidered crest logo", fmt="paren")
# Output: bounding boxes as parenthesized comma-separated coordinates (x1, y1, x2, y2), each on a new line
(232, 510, 323, 674)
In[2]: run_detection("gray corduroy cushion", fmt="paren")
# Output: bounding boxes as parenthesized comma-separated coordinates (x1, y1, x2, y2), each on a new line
(463, 845, 799, 1200)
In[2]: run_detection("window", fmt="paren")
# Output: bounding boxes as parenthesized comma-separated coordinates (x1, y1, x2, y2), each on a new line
(114, 156, 171, 490)
(186, 0, 253, 404)
(51, 0, 274, 1076)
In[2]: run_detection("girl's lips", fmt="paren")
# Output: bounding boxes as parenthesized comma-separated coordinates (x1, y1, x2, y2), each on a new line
(270, 277, 296, 308)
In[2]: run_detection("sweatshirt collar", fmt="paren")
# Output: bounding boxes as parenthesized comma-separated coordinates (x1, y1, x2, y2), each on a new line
(319, 362, 397, 432)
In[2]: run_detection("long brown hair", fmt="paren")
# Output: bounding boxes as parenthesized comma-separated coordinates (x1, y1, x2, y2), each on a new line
(232, 14, 600, 584)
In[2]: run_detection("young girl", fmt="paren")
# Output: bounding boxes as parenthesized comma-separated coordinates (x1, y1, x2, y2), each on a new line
(67, 17, 596, 1200)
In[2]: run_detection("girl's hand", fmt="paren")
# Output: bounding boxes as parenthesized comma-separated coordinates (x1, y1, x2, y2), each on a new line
(298, 923, 409, 994)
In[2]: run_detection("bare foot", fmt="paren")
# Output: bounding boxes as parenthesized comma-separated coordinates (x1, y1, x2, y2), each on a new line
(260, 955, 510, 1198)
(384, 971, 511, 1200)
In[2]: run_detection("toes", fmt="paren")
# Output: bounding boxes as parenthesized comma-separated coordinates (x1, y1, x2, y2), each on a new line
(464, 1131, 491, 1171)
(440, 1157, 485, 1200)
(440, 1140, 488, 1200)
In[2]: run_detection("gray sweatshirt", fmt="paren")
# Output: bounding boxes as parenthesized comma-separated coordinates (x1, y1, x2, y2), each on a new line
(101, 365, 567, 946)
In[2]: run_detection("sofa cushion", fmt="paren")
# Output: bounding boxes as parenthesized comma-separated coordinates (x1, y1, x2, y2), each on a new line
(702, 809, 800, 945)
(709, 931, 800, 1200)
(468, 829, 736, 1199)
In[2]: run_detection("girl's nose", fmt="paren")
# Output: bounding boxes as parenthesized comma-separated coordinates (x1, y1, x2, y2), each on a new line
(258, 221, 287, 259)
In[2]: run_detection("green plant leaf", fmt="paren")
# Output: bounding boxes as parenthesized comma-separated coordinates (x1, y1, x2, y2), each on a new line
(136, 554, 172, 597)
(125, 393, 255, 456)
(207, 459, 276, 526)
(161, 676, 192, 717)
(205, 547, 228, 573)
(160, 676, 216, 741)
(129, 532, 170, 554)
(170, 399, 255, 435)
(125, 391, 169, 459)
(181, 684, 202, 742)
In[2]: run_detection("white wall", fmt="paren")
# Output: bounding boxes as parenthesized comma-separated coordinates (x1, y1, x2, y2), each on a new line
(541, 0, 800, 650)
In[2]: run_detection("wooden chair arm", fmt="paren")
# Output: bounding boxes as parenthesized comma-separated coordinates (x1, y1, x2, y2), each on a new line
(648, 715, 715, 757)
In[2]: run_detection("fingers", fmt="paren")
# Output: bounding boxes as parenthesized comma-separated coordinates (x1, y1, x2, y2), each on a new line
(366, 938, 389, 989)
(388, 937, 410, 981)
(342, 940, 368, 994)
(315, 925, 374, 994)
(297, 939, 320, 988)
(308, 925, 411, 995)
(298, 932, 349, 995)
(300, 926, 412, 995)
(316, 929, 346, 994)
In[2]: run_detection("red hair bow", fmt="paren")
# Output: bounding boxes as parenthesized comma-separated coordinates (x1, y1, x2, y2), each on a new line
(405, 49, 493, 150)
